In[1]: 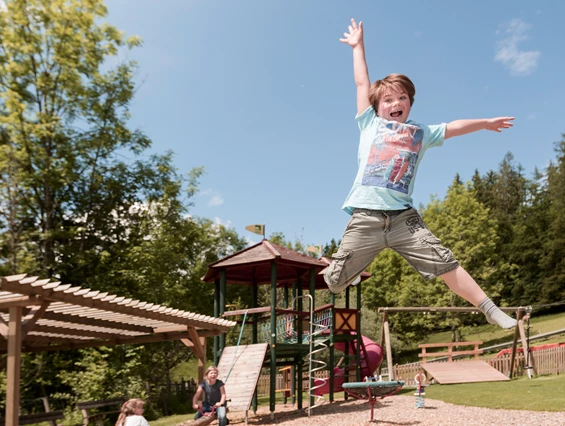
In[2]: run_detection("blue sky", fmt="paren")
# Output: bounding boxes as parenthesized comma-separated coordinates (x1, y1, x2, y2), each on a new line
(104, 0, 565, 248)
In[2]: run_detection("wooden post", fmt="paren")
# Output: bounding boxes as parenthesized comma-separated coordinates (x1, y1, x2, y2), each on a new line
(518, 318, 533, 378)
(291, 281, 297, 405)
(6, 306, 22, 426)
(383, 311, 394, 380)
(356, 283, 362, 382)
(269, 262, 277, 415)
(329, 292, 335, 403)
(296, 278, 303, 411)
(344, 286, 350, 394)
(198, 337, 206, 384)
(251, 280, 258, 414)
(214, 278, 220, 366)
(219, 270, 227, 357)
(508, 309, 523, 378)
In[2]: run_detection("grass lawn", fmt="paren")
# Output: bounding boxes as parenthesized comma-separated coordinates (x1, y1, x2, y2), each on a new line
(150, 413, 195, 426)
(427, 311, 565, 349)
(422, 374, 565, 411)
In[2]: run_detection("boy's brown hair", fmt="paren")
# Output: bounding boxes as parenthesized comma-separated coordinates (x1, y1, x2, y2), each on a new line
(368, 73, 416, 115)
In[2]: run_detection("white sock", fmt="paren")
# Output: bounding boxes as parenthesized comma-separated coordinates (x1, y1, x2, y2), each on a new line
(478, 297, 517, 329)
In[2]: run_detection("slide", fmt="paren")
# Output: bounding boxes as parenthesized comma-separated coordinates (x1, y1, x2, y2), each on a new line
(314, 335, 383, 396)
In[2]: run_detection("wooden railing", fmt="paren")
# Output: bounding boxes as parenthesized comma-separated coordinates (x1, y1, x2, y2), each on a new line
(418, 341, 483, 363)
(387, 344, 565, 383)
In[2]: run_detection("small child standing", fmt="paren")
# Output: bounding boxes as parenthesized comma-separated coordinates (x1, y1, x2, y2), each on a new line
(324, 18, 517, 329)
(115, 398, 150, 426)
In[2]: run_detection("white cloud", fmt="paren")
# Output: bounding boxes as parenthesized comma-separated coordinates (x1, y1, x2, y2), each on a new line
(208, 195, 224, 206)
(495, 19, 540, 76)
(213, 217, 232, 228)
(200, 189, 224, 207)
(0, 1, 6, 12)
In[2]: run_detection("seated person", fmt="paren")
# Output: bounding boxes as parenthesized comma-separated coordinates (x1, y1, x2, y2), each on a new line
(192, 366, 228, 426)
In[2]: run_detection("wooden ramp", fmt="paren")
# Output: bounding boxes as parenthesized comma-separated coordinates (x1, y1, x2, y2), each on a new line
(422, 361, 510, 384)
(217, 343, 268, 412)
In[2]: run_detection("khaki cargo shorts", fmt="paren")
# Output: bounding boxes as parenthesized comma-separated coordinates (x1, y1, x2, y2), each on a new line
(324, 208, 459, 293)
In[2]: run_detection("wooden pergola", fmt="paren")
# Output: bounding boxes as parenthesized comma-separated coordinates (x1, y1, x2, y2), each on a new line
(0, 274, 236, 426)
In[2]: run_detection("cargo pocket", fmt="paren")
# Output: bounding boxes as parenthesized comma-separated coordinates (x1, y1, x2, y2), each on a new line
(420, 235, 455, 263)
(324, 250, 352, 293)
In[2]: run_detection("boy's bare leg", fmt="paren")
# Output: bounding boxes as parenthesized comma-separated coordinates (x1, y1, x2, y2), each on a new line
(441, 267, 517, 329)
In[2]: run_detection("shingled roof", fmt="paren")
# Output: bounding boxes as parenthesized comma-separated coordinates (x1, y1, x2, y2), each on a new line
(202, 240, 330, 287)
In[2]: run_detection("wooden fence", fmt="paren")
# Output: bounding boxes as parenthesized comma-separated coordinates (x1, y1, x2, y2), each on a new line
(256, 371, 328, 396)
(173, 346, 564, 400)
(390, 345, 565, 384)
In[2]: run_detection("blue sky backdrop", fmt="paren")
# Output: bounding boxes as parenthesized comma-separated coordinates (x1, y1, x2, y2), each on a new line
(104, 0, 565, 247)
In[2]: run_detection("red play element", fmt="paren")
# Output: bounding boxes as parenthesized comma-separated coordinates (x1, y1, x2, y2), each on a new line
(494, 342, 565, 358)
(313, 335, 384, 395)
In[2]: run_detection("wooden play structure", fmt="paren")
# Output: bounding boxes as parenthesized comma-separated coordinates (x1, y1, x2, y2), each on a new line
(202, 240, 379, 418)
(418, 341, 509, 384)
(0, 274, 235, 426)
(378, 306, 533, 384)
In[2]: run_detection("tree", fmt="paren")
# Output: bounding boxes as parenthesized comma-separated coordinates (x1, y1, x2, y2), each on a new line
(0, 2, 249, 416)
(540, 134, 565, 303)
(471, 153, 527, 303)
(0, 0, 147, 277)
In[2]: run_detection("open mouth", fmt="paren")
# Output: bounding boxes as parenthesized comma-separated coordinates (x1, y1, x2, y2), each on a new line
(390, 110, 402, 118)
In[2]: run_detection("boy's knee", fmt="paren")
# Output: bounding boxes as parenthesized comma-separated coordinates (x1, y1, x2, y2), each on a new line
(324, 251, 353, 293)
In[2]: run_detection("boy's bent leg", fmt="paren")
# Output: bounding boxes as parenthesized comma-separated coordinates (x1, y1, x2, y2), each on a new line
(441, 267, 517, 329)
(324, 210, 384, 293)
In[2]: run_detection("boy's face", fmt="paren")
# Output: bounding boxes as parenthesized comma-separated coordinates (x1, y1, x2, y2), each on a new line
(377, 85, 411, 123)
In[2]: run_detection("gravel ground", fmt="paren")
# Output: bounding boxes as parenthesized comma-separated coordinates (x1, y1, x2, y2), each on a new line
(181, 395, 565, 426)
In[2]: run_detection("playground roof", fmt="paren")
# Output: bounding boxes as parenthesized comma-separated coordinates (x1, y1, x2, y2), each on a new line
(202, 239, 330, 287)
(0, 274, 235, 353)
(202, 240, 372, 288)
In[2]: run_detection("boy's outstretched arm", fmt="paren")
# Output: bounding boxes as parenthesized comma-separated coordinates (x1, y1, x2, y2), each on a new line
(445, 117, 514, 140)
(340, 18, 371, 115)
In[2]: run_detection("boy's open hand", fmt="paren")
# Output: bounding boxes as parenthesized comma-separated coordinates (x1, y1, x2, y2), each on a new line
(340, 18, 363, 47)
(486, 117, 515, 132)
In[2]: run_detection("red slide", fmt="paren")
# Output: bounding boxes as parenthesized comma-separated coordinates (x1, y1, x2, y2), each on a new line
(314, 335, 384, 396)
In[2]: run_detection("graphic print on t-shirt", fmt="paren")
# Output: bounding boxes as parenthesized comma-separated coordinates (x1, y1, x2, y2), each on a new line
(362, 120, 424, 194)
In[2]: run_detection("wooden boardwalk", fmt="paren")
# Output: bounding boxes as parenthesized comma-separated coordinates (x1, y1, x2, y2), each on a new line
(217, 343, 268, 412)
(422, 360, 510, 384)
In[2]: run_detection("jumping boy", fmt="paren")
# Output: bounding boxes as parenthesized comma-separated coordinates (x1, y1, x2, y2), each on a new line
(324, 19, 517, 329)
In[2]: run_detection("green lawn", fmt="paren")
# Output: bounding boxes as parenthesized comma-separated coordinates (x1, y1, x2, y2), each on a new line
(420, 374, 565, 411)
(427, 311, 565, 348)
(150, 413, 195, 426)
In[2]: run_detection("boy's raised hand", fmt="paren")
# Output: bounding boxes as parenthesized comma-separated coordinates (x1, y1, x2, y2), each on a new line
(340, 18, 363, 47)
(486, 116, 515, 132)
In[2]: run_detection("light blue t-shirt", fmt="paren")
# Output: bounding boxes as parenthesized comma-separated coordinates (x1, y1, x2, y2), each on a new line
(342, 107, 446, 214)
